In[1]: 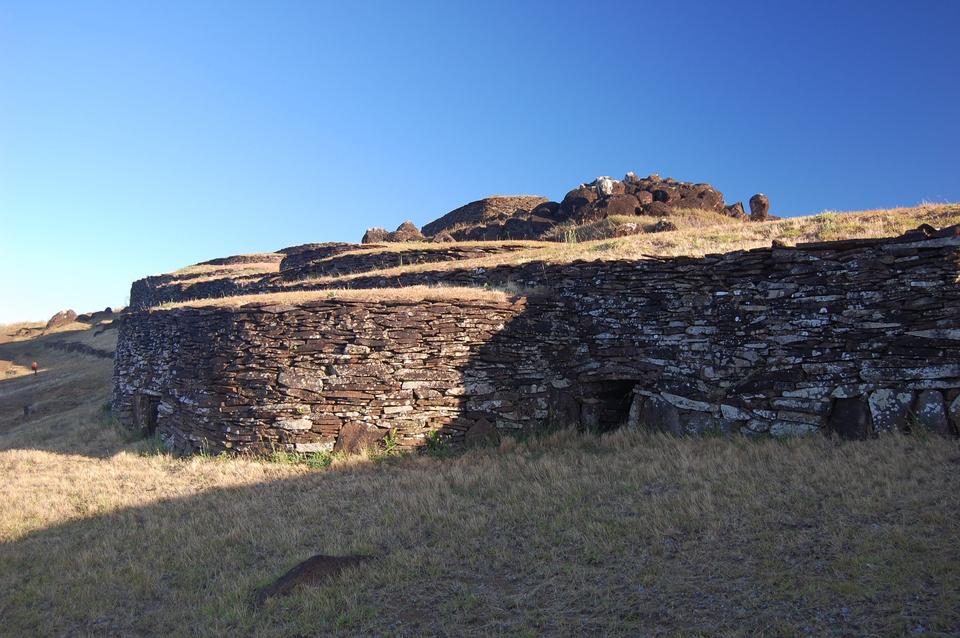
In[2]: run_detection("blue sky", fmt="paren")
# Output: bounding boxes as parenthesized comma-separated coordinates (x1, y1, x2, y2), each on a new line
(1, 1, 958, 323)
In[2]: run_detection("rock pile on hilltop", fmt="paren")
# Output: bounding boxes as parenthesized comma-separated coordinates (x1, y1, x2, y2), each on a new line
(360, 172, 771, 243)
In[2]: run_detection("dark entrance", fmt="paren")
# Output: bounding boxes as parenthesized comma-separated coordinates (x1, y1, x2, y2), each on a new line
(581, 381, 636, 433)
(135, 393, 160, 436)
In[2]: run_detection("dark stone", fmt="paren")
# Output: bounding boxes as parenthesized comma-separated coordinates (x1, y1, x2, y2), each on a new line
(422, 196, 548, 236)
(826, 397, 872, 440)
(557, 186, 598, 221)
(549, 390, 581, 430)
(431, 230, 456, 243)
(253, 554, 372, 606)
(724, 202, 747, 219)
(697, 188, 724, 211)
(362, 228, 390, 244)
(530, 201, 561, 220)
(597, 194, 640, 217)
(652, 189, 673, 203)
(333, 422, 388, 454)
(639, 395, 682, 435)
(749, 193, 770, 221)
(914, 390, 950, 434)
(464, 417, 500, 446)
(635, 191, 654, 205)
(651, 219, 677, 233)
(641, 202, 672, 217)
(389, 221, 425, 243)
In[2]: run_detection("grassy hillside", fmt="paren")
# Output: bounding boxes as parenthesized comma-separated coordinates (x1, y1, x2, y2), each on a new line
(1, 321, 958, 636)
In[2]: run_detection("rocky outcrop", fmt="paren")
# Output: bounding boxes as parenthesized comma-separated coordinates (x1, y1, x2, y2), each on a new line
(556, 173, 737, 224)
(361, 221, 426, 244)
(45, 310, 77, 329)
(421, 196, 549, 237)
(410, 173, 765, 242)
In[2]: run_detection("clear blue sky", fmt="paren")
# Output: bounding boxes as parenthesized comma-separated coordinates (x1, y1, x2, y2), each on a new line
(1, 1, 958, 323)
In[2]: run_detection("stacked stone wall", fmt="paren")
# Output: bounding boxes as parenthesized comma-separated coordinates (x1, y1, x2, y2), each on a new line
(279, 243, 536, 281)
(115, 234, 960, 454)
(129, 273, 267, 310)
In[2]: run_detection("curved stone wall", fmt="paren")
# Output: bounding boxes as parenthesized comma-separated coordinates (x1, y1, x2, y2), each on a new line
(115, 232, 960, 454)
(278, 243, 537, 281)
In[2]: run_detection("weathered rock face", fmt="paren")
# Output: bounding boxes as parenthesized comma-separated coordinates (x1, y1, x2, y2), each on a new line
(749, 193, 771, 221)
(421, 196, 549, 237)
(361, 228, 390, 244)
(361, 221, 425, 244)
(46, 309, 77, 329)
(114, 229, 960, 454)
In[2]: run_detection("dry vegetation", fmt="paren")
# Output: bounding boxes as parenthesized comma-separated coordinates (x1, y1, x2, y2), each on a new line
(172, 254, 282, 277)
(1, 322, 958, 636)
(286, 204, 960, 289)
(159, 285, 513, 310)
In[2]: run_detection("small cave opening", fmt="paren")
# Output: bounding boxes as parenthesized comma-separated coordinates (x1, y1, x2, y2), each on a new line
(135, 393, 160, 437)
(581, 381, 636, 433)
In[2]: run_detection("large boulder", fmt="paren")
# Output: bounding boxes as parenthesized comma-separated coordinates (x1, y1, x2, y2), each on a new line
(557, 186, 598, 221)
(46, 309, 77, 330)
(749, 193, 770, 221)
(596, 194, 641, 217)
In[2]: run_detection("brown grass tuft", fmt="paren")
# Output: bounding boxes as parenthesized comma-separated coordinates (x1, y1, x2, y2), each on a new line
(158, 285, 513, 310)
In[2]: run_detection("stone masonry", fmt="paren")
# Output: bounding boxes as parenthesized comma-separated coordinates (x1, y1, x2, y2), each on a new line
(114, 229, 960, 454)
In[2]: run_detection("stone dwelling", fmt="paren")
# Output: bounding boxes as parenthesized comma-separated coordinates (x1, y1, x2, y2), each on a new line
(113, 224, 960, 455)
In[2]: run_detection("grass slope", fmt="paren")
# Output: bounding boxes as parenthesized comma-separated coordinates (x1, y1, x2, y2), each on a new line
(0, 322, 958, 636)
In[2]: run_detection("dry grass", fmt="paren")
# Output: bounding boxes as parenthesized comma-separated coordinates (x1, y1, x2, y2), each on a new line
(543, 208, 745, 242)
(335, 239, 549, 254)
(0, 323, 959, 636)
(281, 204, 960, 289)
(159, 285, 513, 310)
(172, 255, 282, 277)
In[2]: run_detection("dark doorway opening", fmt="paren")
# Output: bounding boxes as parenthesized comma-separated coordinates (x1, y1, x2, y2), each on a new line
(135, 393, 160, 436)
(581, 381, 636, 433)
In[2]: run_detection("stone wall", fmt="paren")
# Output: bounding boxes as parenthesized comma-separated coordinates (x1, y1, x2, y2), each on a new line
(130, 273, 267, 310)
(278, 243, 536, 281)
(277, 243, 374, 272)
(114, 232, 960, 454)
